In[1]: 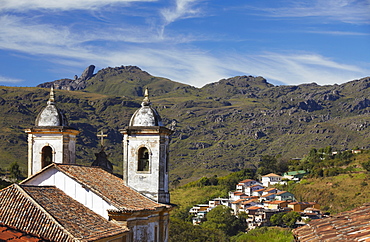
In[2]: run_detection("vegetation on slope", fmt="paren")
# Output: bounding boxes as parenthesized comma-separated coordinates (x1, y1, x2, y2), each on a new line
(1, 66, 370, 186)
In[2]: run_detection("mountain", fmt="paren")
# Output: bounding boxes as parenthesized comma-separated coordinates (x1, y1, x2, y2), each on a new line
(1, 66, 370, 184)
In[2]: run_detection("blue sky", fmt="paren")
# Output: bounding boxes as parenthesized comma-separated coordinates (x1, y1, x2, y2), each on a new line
(0, 0, 369, 88)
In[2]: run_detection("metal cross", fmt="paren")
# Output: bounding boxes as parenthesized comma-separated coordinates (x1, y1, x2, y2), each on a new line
(97, 130, 108, 147)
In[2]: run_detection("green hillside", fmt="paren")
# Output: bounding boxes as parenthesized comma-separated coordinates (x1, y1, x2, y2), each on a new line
(0, 66, 370, 186)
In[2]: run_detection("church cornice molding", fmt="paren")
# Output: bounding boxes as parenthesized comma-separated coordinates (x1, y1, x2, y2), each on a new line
(120, 126, 173, 136)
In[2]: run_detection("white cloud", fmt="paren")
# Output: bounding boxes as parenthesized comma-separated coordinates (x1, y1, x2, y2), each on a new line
(0, 75, 23, 83)
(243, 0, 370, 24)
(306, 30, 370, 36)
(0, 0, 156, 12)
(160, 0, 203, 25)
(223, 52, 368, 86)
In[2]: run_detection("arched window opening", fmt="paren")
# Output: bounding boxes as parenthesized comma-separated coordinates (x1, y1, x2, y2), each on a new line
(41, 146, 53, 168)
(138, 147, 150, 171)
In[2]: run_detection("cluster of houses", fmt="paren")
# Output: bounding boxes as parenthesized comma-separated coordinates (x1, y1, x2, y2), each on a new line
(189, 172, 321, 229)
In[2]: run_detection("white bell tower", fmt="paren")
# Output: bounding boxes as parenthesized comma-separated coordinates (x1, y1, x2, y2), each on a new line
(25, 87, 80, 176)
(121, 88, 172, 203)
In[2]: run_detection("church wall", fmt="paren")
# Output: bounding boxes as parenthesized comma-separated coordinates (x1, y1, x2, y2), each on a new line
(126, 134, 162, 201)
(23, 168, 116, 219)
(29, 134, 65, 175)
(112, 210, 170, 242)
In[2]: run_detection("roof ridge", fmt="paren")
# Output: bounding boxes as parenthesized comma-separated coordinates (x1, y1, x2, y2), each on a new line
(16, 184, 77, 241)
(53, 164, 166, 210)
(53, 164, 120, 208)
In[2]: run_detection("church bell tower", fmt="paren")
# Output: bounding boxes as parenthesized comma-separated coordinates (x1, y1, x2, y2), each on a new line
(25, 87, 80, 176)
(121, 88, 172, 203)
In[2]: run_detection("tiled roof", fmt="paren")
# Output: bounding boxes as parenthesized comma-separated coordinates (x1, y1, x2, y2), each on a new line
(269, 200, 287, 204)
(264, 188, 277, 192)
(276, 191, 290, 195)
(0, 184, 128, 242)
(239, 179, 254, 183)
(293, 203, 370, 242)
(262, 173, 281, 177)
(0, 222, 51, 241)
(261, 193, 275, 198)
(254, 188, 265, 193)
(242, 199, 258, 205)
(247, 206, 262, 210)
(23, 164, 170, 212)
(250, 184, 262, 188)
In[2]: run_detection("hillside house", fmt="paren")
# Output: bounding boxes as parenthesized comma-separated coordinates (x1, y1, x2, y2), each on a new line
(189, 204, 210, 216)
(229, 191, 248, 200)
(288, 202, 320, 212)
(264, 200, 289, 210)
(262, 173, 285, 187)
(283, 170, 308, 180)
(236, 179, 262, 192)
(275, 191, 296, 201)
(245, 184, 265, 196)
(252, 188, 266, 197)
(259, 193, 276, 202)
(209, 198, 230, 208)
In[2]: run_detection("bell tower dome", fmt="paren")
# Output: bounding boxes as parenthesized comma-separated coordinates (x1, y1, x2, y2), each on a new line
(25, 87, 80, 176)
(120, 88, 172, 203)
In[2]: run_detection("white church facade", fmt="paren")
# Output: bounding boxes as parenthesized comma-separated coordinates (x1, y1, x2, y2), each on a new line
(0, 88, 173, 242)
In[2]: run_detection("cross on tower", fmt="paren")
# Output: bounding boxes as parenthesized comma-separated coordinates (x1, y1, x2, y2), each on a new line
(97, 130, 108, 147)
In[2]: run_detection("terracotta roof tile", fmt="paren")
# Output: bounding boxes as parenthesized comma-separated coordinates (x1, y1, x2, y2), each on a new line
(0, 184, 127, 242)
(263, 173, 281, 177)
(293, 203, 370, 241)
(0, 222, 51, 241)
(23, 164, 170, 212)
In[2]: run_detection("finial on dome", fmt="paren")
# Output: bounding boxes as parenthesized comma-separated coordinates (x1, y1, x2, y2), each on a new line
(47, 86, 55, 105)
(142, 87, 150, 106)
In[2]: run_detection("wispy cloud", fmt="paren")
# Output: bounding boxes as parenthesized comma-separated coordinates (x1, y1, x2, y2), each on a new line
(0, 75, 23, 84)
(242, 0, 370, 24)
(0, 0, 156, 11)
(161, 0, 203, 25)
(306, 30, 370, 36)
(224, 51, 368, 86)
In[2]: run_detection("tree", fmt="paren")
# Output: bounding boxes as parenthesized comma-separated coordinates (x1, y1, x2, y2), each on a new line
(8, 162, 21, 181)
(202, 205, 245, 237)
(270, 212, 301, 228)
(171, 179, 180, 189)
(282, 211, 301, 228)
(270, 212, 285, 226)
(170, 217, 228, 242)
(362, 160, 370, 172)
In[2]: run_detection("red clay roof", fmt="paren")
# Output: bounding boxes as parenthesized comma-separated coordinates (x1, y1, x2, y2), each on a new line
(293, 203, 370, 242)
(0, 184, 128, 242)
(239, 179, 254, 183)
(263, 173, 281, 177)
(0, 222, 51, 241)
(247, 206, 262, 210)
(276, 191, 290, 195)
(22, 164, 170, 212)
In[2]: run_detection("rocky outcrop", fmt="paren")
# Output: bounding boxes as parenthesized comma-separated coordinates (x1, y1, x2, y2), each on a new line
(37, 65, 95, 90)
(298, 99, 322, 112)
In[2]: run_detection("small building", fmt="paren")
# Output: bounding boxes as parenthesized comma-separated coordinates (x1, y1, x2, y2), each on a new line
(288, 202, 320, 212)
(283, 170, 308, 180)
(209, 198, 230, 208)
(262, 173, 286, 187)
(264, 200, 289, 210)
(275, 191, 295, 201)
(236, 179, 263, 192)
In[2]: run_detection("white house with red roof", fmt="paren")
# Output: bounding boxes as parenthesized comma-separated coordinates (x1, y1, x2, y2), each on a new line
(261, 173, 286, 187)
